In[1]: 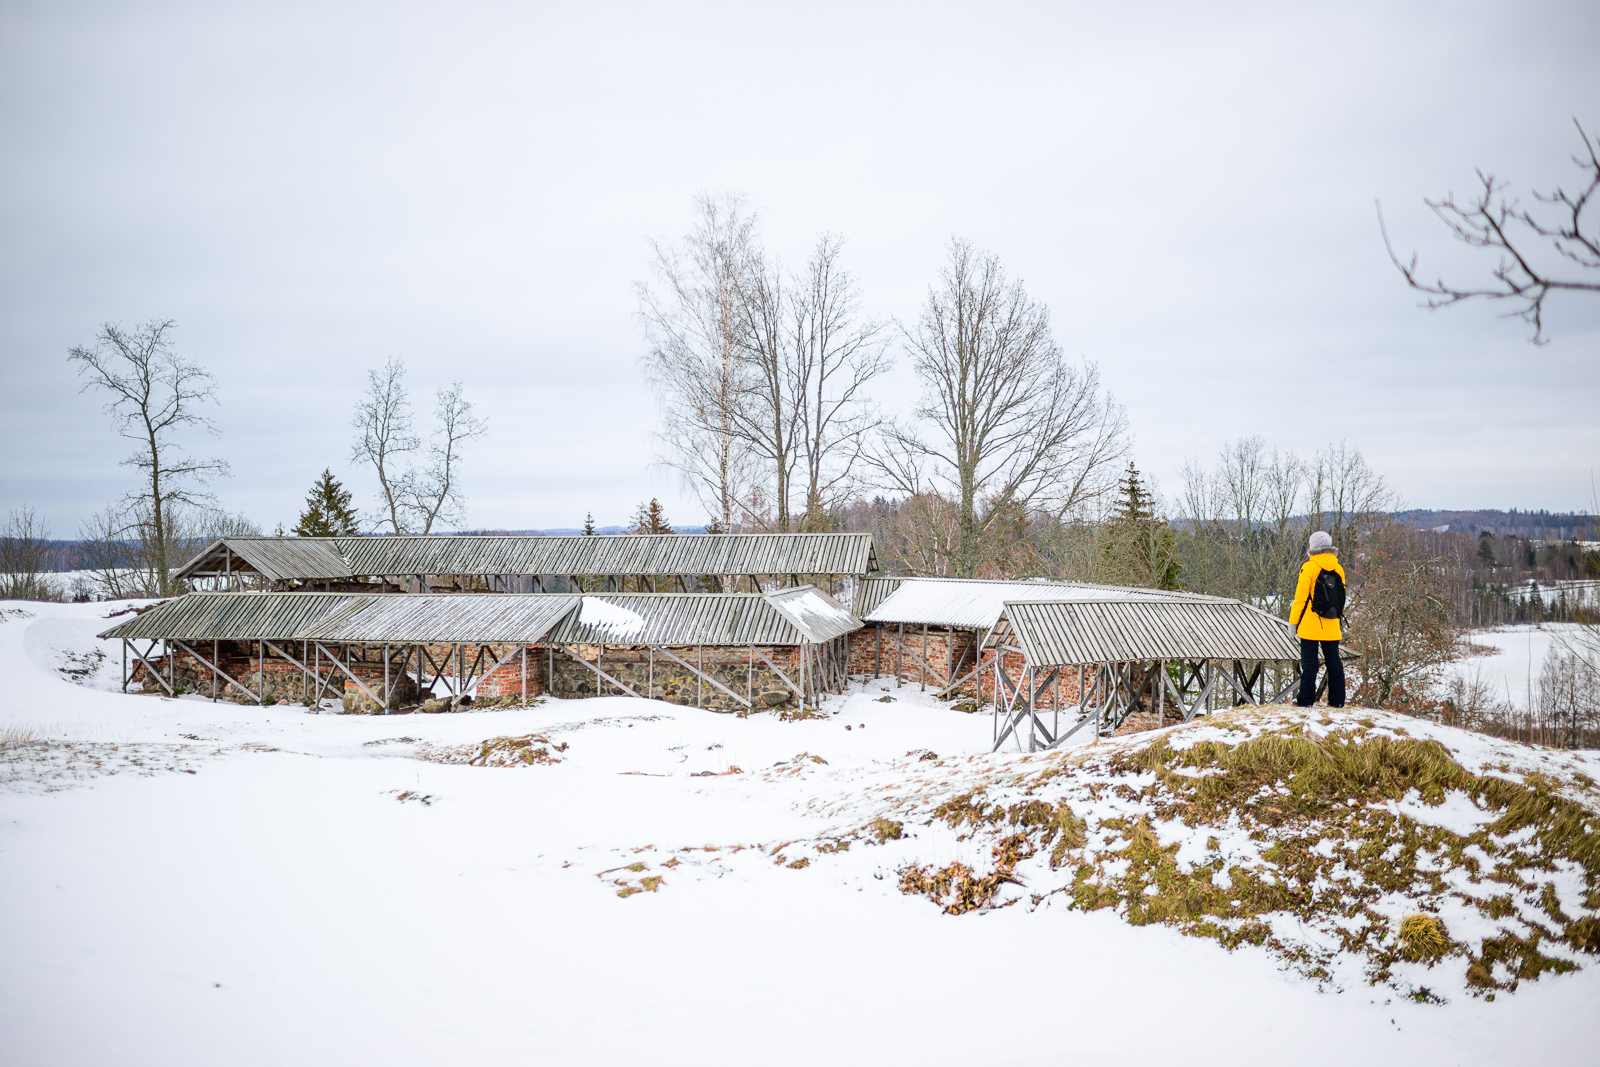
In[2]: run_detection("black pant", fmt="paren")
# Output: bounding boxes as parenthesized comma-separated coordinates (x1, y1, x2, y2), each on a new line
(1296, 639, 1344, 708)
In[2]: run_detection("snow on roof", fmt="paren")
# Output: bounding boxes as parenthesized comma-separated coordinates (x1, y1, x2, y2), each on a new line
(765, 585, 860, 643)
(864, 577, 1208, 630)
(577, 597, 647, 641)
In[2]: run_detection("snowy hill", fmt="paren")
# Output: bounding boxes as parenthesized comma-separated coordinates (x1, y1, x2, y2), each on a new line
(2, 599, 1598, 1066)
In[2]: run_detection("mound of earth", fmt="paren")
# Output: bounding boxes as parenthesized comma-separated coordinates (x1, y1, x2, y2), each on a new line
(782, 706, 1600, 1002)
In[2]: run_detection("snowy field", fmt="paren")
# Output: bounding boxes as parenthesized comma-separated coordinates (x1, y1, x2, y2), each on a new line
(1451, 624, 1591, 705)
(3, 600, 1598, 1066)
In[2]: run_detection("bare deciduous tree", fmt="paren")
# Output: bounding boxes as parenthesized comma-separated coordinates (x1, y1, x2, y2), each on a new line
(1346, 524, 1462, 709)
(351, 357, 419, 534)
(1379, 118, 1600, 343)
(1307, 442, 1392, 555)
(0, 506, 61, 601)
(78, 501, 258, 599)
(788, 235, 890, 529)
(401, 381, 487, 534)
(874, 239, 1126, 577)
(351, 361, 486, 534)
(638, 193, 758, 531)
(69, 320, 229, 595)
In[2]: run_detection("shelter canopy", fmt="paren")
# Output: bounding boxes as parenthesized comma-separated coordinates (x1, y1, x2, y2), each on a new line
(100, 587, 860, 648)
(176, 532, 877, 583)
(987, 598, 1300, 667)
(864, 576, 1212, 631)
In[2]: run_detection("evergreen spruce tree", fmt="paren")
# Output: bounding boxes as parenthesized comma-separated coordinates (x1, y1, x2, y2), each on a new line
(293, 469, 360, 537)
(627, 498, 674, 535)
(1101, 462, 1180, 589)
(582, 512, 596, 535)
(703, 515, 727, 535)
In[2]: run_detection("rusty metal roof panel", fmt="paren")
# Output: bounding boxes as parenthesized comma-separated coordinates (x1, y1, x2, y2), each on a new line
(994, 599, 1300, 666)
(864, 577, 1209, 630)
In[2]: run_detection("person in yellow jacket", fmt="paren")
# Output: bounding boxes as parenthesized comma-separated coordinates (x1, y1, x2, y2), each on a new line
(1290, 530, 1346, 707)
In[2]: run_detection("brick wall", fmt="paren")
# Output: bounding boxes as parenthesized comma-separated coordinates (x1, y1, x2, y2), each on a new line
(546, 644, 801, 713)
(846, 624, 1086, 708)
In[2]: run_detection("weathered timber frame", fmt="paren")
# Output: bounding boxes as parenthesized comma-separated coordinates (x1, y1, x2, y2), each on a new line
(991, 656, 1299, 753)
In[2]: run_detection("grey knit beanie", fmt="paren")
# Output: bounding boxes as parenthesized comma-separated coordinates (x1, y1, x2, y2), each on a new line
(1308, 530, 1333, 554)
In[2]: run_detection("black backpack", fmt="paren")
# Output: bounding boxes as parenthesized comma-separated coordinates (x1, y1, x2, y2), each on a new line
(1299, 568, 1345, 622)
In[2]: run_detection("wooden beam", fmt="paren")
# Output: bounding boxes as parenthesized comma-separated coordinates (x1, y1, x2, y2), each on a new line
(749, 646, 805, 703)
(554, 644, 643, 698)
(312, 642, 382, 705)
(174, 640, 258, 702)
(651, 645, 752, 709)
(127, 641, 175, 696)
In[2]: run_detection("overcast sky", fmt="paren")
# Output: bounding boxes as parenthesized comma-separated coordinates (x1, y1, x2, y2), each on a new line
(2, 0, 1596, 536)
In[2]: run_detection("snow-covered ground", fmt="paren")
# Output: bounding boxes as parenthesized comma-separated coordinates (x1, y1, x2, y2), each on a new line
(1450, 624, 1591, 705)
(2, 600, 1598, 1066)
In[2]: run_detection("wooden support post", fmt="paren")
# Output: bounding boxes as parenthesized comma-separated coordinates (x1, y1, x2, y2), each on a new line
(121, 639, 127, 693)
(258, 640, 265, 705)
(521, 645, 528, 705)
(874, 626, 881, 679)
(920, 624, 928, 691)
(384, 643, 390, 713)
(212, 639, 219, 701)
(896, 623, 903, 687)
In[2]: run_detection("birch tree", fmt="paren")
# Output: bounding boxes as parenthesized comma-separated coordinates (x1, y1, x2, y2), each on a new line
(637, 193, 757, 531)
(68, 320, 229, 595)
(873, 239, 1126, 577)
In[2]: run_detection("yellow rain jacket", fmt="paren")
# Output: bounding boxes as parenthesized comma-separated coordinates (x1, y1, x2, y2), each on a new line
(1291, 552, 1345, 641)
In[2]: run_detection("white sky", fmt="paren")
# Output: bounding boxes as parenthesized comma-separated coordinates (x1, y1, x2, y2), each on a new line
(2, 0, 1597, 534)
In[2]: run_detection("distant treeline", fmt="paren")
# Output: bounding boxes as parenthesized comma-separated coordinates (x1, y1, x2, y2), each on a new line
(1396, 508, 1597, 540)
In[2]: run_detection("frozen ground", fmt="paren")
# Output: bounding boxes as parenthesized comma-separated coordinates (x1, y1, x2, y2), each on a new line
(1451, 624, 1590, 705)
(2, 600, 1598, 1066)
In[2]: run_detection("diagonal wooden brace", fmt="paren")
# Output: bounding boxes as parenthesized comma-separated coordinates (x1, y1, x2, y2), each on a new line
(749, 647, 805, 703)
(651, 646, 752, 709)
(312, 643, 382, 706)
(556, 644, 643, 699)
(128, 641, 175, 696)
(174, 640, 259, 702)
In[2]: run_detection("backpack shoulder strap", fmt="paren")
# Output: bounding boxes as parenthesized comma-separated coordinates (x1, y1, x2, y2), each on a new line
(1297, 566, 1320, 625)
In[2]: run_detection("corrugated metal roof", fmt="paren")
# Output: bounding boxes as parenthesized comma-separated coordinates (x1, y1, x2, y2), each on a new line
(99, 593, 373, 641)
(993, 599, 1300, 666)
(310, 595, 581, 644)
(852, 576, 905, 616)
(178, 538, 355, 580)
(101, 589, 860, 646)
(547, 589, 860, 646)
(99, 593, 579, 644)
(864, 577, 1210, 630)
(175, 533, 878, 581)
(764, 585, 861, 643)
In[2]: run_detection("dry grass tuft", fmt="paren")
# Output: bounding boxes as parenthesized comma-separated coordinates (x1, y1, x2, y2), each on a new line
(1399, 914, 1453, 963)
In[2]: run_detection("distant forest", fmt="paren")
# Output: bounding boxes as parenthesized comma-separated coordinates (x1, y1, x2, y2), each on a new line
(1396, 509, 1597, 540)
(19, 509, 1591, 574)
